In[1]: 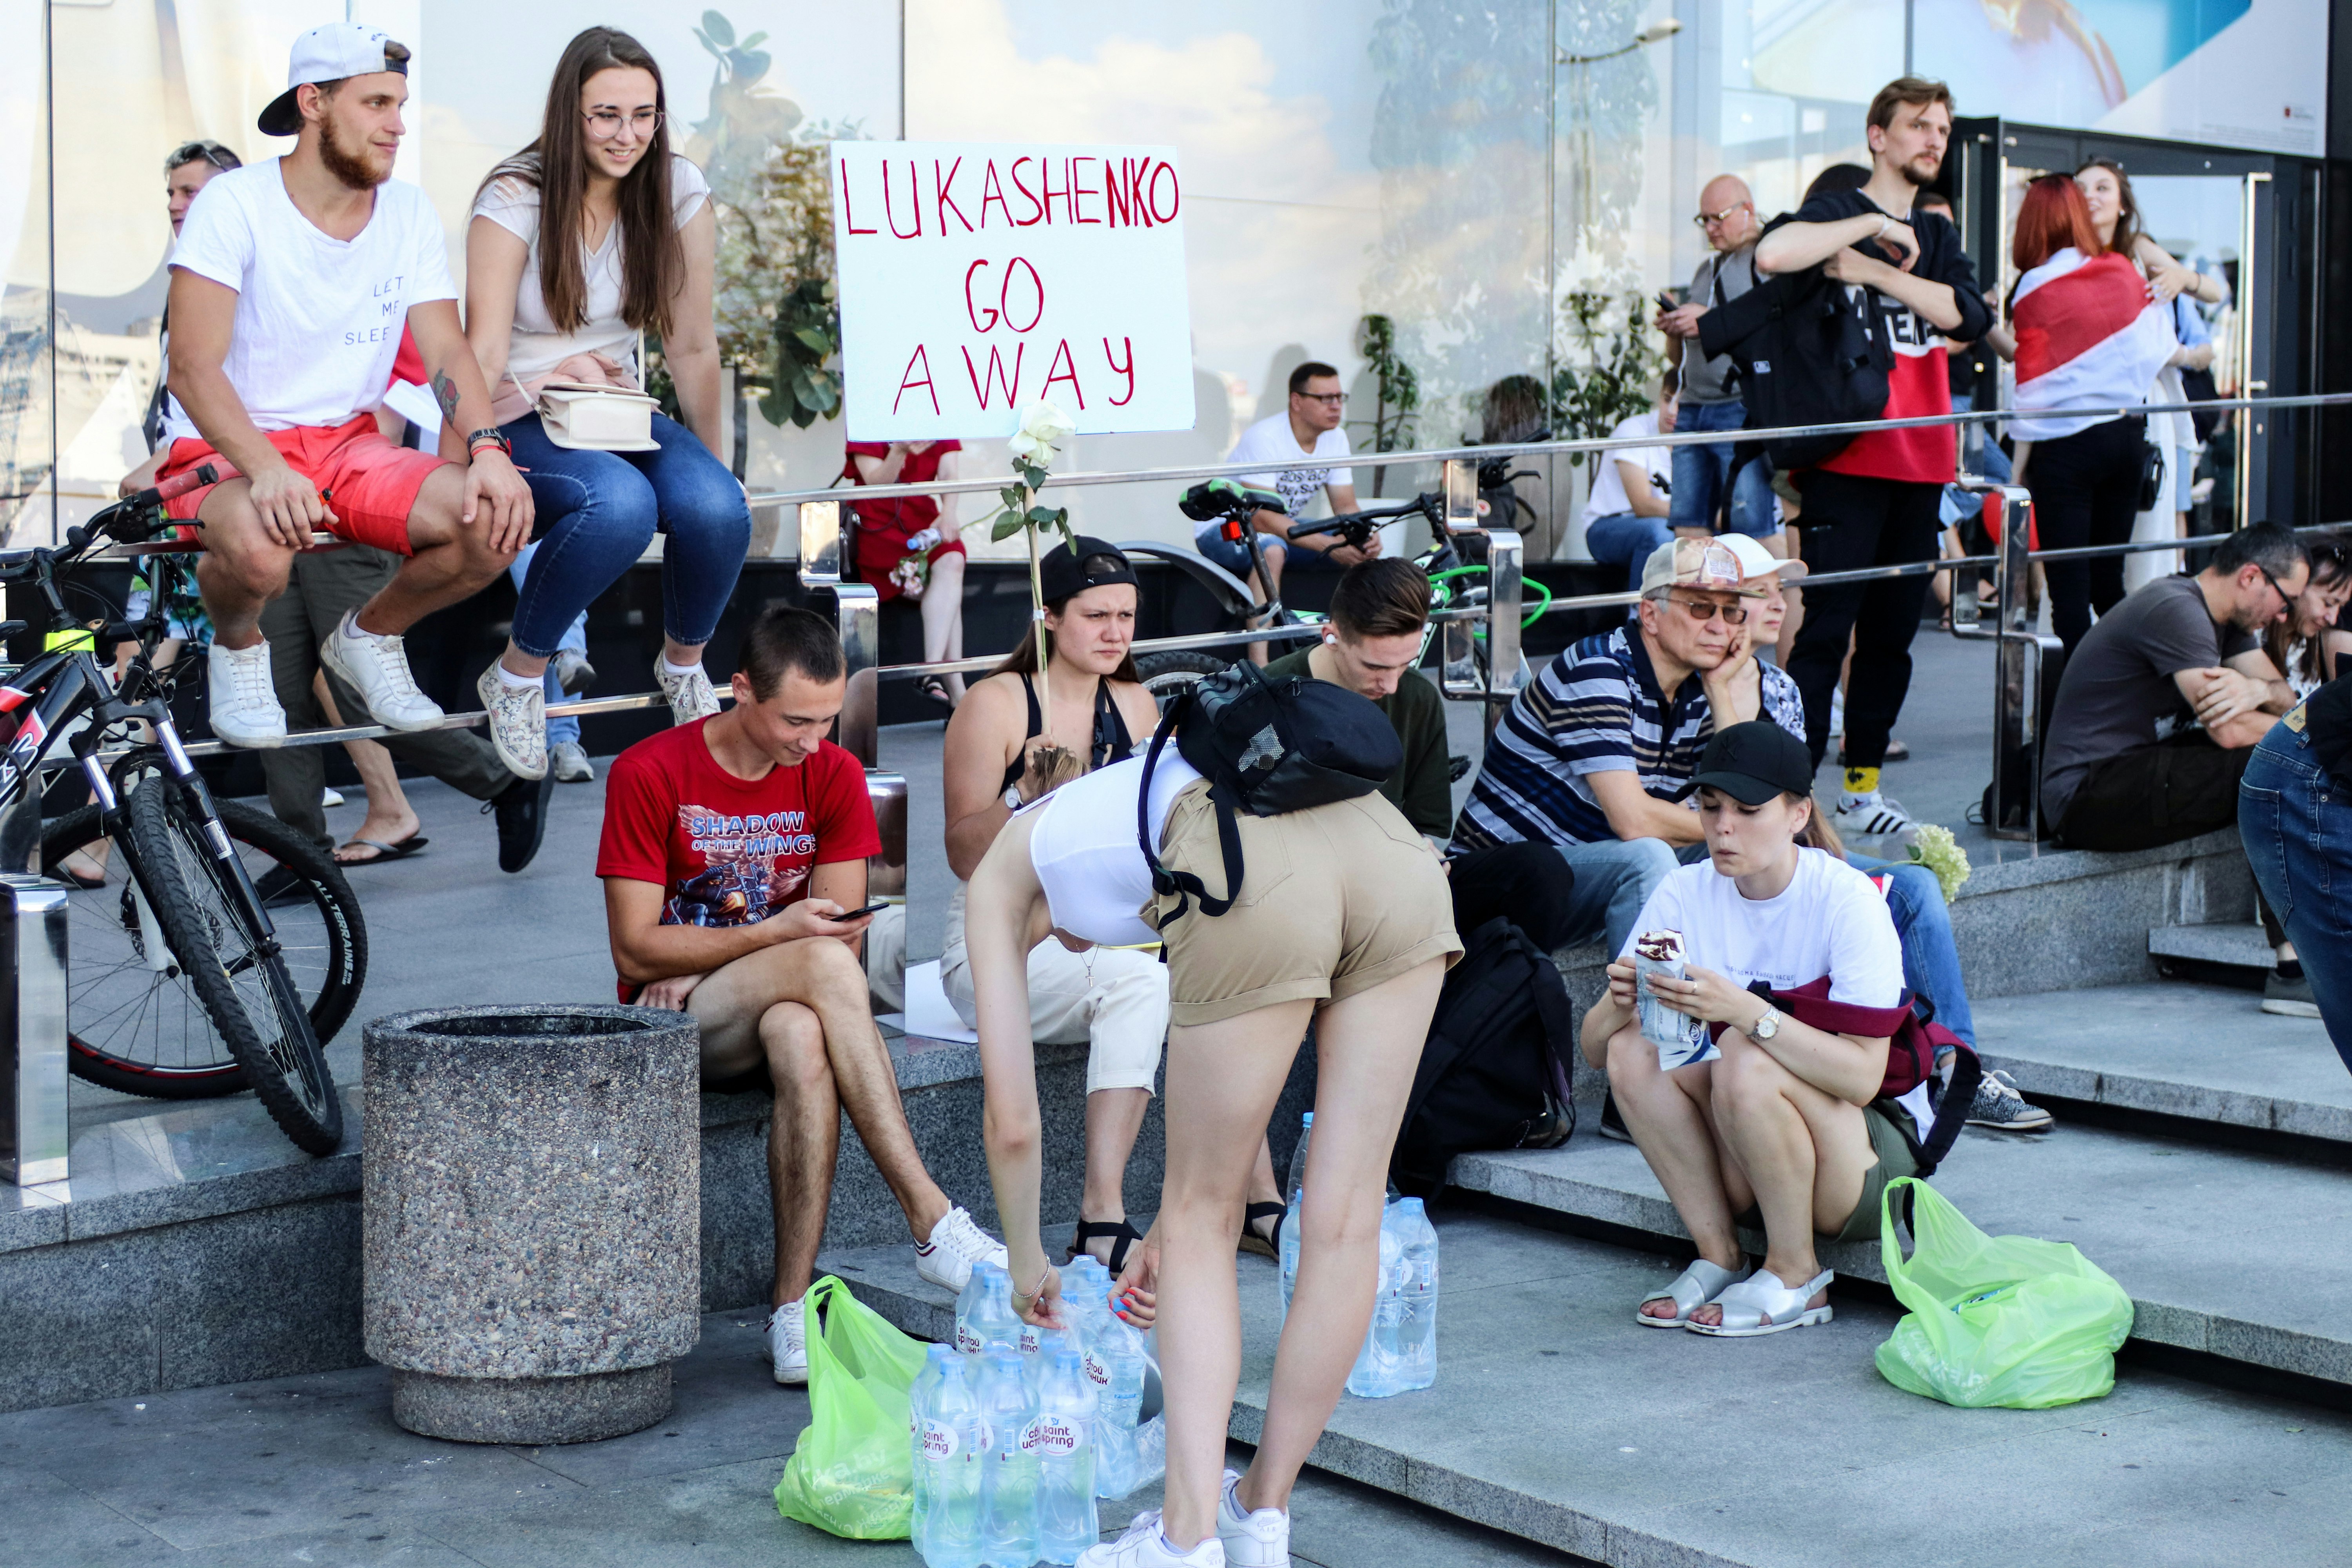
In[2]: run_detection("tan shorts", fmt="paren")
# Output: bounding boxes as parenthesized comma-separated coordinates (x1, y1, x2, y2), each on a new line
(1143, 781, 1462, 1027)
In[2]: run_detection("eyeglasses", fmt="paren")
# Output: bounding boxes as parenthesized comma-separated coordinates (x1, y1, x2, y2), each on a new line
(1665, 595, 1748, 626)
(1692, 202, 1751, 229)
(166, 140, 237, 175)
(1296, 392, 1347, 407)
(2255, 562, 2292, 609)
(583, 108, 664, 142)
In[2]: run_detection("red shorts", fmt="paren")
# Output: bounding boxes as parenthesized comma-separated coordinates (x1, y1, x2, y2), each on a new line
(158, 412, 449, 556)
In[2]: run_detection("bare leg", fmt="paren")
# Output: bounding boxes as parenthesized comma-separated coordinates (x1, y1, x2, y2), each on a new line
(191, 481, 296, 649)
(348, 465, 519, 638)
(1245, 544, 1287, 666)
(922, 552, 969, 703)
(310, 674, 422, 857)
(760, 1000, 838, 1305)
(1605, 1026, 1743, 1318)
(1079, 1086, 1149, 1260)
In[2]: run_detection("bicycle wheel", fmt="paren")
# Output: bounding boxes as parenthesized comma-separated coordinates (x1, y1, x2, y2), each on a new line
(124, 779, 344, 1154)
(47, 798, 367, 1099)
(1133, 650, 1232, 714)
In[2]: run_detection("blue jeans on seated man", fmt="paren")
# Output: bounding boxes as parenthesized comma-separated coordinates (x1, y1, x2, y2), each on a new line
(503, 409, 751, 659)
(1534, 835, 1679, 958)
(1583, 512, 1675, 593)
(508, 543, 587, 749)
(1846, 855, 1978, 1049)
(1670, 398, 1780, 539)
(2239, 717, 2352, 1071)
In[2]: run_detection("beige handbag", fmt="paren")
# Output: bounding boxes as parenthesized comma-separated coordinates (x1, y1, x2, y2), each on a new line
(535, 381, 661, 452)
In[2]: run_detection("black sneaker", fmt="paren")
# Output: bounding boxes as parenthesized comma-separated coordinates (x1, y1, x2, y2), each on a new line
(2263, 970, 2322, 1018)
(486, 772, 555, 874)
(1598, 1089, 1633, 1143)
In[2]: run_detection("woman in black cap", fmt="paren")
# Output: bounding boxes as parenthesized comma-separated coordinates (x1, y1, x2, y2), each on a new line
(938, 537, 1170, 1272)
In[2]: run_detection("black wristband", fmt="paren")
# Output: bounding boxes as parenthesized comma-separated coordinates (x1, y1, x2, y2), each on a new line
(466, 428, 511, 456)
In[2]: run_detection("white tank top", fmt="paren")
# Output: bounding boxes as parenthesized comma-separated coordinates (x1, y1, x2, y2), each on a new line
(1024, 753, 1203, 946)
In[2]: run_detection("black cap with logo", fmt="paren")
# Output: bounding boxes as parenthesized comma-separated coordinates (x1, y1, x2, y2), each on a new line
(1671, 720, 1815, 806)
(1038, 536, 1140, 604)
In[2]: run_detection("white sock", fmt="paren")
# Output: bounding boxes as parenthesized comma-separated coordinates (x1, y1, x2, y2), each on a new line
(659, 655, 702, 679)
(495, 662, 541, 691)
(341, 613, 377, 643)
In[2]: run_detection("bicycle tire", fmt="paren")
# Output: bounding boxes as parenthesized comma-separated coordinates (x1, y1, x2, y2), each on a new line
(1133, 650, 1232, 713)
(47, 798, 367, 1099)
(124, 780, 344, 1154)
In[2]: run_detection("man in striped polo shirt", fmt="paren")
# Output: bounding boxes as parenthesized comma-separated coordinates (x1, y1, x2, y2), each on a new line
(1452, 538, 1759, 958)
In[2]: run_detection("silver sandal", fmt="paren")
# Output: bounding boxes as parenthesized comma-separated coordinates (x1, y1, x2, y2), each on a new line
(1686, 1267, 1835, 1337)
(1636, 1258, 1749, 1328)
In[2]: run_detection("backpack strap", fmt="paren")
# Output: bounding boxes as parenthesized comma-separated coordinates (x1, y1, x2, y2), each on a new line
(1136, 690, 1244, 924)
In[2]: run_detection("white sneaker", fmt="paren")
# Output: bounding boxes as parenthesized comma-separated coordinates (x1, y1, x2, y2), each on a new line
(475, 665, 548, 781)
(653, 659, 723, 726)
(553, 648, 597, 696)
(914, 1205, 1009, 1292)
(550, 740, 595, 783)
(1079, 1511, 1226, 1568)
(1218, 1471, 1291, 1568)
(206, 639, 287, 748)
(767, 1299, 808, 1386)
(321, 787, 345, 808)
(1834, 790, 1918, 838)
(321, 613, 444, 732)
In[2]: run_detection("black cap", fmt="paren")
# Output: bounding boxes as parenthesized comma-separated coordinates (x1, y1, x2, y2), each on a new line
(1672, 720, 1813, 806)
(1038, 536, 1139, 603)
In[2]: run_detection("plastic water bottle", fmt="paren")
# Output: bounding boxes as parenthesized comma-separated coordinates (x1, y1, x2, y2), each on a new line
(1279, 1112, 1312, 1316)
(1032, 1347, 1100, 1563)
(956, 1263, 1022, 1356)
(1090, 1286, 1153, 1498)
(911, 1345, 950, 1551)
(976, 1348, 1039, 1568)
(1347, 1202, 1407, 1397)
(1391, 1198, 1439, 1392)
(918, 1350, 985, 1568)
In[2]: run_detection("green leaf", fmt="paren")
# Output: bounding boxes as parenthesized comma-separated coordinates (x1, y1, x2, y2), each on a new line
(741, 30, 768, 47)
(1025, 505, 1059, 524)
(791, 326, 832, 355)
(702, 9, 735, 45)
(990, 511, 1026, 542)
(999, 486, 1027, 512)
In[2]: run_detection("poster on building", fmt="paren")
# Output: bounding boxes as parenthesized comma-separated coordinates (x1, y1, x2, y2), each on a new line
(830, 141, 1195, 439)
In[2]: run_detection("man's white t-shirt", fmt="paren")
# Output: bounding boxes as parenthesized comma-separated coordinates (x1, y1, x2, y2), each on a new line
(1228, 412, 1354, 521)
(1585, 409, 1668, 520)
(162, 159, 458, 443)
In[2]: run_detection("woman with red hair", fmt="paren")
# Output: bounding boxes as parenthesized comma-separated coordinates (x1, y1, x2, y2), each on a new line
(1999, 173, 2177, 650)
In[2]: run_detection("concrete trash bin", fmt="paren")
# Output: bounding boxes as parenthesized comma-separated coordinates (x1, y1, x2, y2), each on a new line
(363, 1004, 701, 1444)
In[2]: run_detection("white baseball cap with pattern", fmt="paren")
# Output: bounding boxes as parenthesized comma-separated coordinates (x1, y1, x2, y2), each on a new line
(258, 22, 409, 137)
(1638, 537, 1765, 598)
(1717, 532, 1808, 583)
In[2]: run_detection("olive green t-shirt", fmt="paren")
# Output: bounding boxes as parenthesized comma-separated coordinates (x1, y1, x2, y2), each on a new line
(1264, 646, 1453, 837)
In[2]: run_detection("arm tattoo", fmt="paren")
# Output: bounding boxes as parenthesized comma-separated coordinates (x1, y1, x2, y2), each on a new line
(430, 370, 461, 423)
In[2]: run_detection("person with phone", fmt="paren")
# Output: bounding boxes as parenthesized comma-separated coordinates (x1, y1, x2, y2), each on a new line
(598, 606, 1008, 1389)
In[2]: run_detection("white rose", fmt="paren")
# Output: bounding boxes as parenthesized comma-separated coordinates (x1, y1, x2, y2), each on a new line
(1006, 428, 1048, 465)
(1018, 398, 1076, 446)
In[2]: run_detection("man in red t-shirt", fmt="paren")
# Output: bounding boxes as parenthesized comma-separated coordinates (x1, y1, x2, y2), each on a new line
(1754, 76, 1991, 840)
(598, 607, 1006, 1386)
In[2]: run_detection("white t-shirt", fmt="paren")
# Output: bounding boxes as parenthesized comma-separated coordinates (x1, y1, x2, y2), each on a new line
(1228, 412, 1354, 522)
(1023, 753, 1204, 947)
(1584, 410, 1668, 520)
(1618, 849, 1904, 1010)
(471, 154, 711, 388)
(162, 160, 457, 443)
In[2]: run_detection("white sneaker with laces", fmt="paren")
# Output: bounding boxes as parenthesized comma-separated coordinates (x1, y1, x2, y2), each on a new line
(1078, 1511, 1226, 1568)
(550, 740, 595, 783)
(207, 639, 287, 748)
(321, 613, 445, 732)
(1218, 1470, 1291, 1568)
(654, 659, 722, 726)
(768, 1298, 808, 1385)
(1833, 790, 1918, 838)
(914, 1205, 1009, 1292)
(475, 665, 548, 780)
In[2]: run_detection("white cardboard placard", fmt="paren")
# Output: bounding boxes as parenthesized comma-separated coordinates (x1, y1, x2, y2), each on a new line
(831, 141, 1195, 440)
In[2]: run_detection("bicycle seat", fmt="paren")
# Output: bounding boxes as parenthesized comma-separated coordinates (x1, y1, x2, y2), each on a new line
(1179, 478, 1283, 523)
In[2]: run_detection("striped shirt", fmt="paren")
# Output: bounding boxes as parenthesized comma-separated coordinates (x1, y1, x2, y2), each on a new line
(1452, 628, 1805, 850)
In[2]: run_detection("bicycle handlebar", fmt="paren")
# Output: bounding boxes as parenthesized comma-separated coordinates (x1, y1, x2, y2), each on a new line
(1285, 491, 1441, 543)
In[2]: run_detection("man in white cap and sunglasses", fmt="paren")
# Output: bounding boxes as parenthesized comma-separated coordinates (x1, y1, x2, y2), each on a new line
(151, 22, 532, 757)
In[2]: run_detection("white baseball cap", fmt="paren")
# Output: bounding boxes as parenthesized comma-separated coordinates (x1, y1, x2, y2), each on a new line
(258, 22, 410, 137)
(1717, 532, 1808, 584)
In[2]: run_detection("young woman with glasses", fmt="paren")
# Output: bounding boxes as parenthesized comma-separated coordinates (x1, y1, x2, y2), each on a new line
(462, 26, 750, 780)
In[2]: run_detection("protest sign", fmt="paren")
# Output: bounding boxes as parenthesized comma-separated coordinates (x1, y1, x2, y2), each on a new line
(830, 142, 1195, 440)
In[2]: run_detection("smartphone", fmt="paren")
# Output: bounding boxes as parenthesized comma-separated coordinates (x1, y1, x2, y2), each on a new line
(1655, 289, 1680, 314)
(826, 901, 893, 922)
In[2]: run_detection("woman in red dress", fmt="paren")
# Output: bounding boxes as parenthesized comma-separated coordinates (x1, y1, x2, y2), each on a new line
(843, 439, 967, 708)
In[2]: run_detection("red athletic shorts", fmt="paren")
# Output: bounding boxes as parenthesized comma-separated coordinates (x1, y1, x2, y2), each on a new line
(156, 412, 448, 556)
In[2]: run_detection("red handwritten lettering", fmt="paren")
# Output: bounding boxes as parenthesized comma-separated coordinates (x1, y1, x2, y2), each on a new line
(1040, 159, 1071, 225)
(894, 344, 939, 415)
(935, 157, 972, 234)
(1105, 161, 1132, 228)
(1071, 157, 1100, 224)
(1126, 160, 1154, 229)
(1000, 258, 1044, 333)
(883, 161, 922, 238)
(1010, 158, 1044, 227)
(963, 260, 998, 333)
(1103, 338, 1135, 405)
(1147, 161, 1180, 223)
(1042, 338, 1085, 409)
(979, 160, 1012, 229)
(961, 342, 1025, 408)
(840, 158, 877, 234)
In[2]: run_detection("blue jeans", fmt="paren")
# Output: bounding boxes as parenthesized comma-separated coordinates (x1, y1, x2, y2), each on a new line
(1848, 855, 1977, 1049)
(1550, 835, 1679, 958)
(508, 544, 587, 748)
(503, 410, 750, 658)
(1669, 399, 1780, 538)
(2240, 719, 2352, 1072)
(1194, 524, 1281, 589)
(1583, 512, 1674, 593)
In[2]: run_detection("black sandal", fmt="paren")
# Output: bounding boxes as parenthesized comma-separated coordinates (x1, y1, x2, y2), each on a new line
(1067, 1218, 1144, 1275)
(915, 674, 955, 711)
(1239, 1201, 1287, 1260)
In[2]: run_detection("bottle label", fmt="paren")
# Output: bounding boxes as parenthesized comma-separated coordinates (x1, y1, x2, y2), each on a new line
(1027, 1417, 1080, 1456)
(955, 1323, 983, 1354)
(920, 1421, 960, 1461)
(1082, 1350, 1110, 1387)
(1018, 1324, 1041, 1354)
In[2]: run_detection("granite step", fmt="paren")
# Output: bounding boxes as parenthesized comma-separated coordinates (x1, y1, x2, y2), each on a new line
(818, 1211, 2352, 1568)
(2150, 922, 2274, 973)
(1971, 981, 2351, 1146)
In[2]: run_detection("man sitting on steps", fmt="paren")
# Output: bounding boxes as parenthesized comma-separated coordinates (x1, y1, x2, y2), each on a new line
(599, 606, 1007, 1388)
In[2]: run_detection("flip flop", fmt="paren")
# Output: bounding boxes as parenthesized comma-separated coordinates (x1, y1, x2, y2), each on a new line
(57, 849, 110, 889)
(336, 835, 428, 867)
(1238, 1201, 1287, 1260)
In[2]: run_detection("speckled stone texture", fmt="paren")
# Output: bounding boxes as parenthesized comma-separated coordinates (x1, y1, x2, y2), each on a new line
(362, 1005, 700, 1444)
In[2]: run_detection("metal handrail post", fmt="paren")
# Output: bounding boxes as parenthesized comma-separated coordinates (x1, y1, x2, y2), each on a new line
(1985, 486, 2051, 842)
(797, 499, 880, 769)
(0, 874, 70, 1187)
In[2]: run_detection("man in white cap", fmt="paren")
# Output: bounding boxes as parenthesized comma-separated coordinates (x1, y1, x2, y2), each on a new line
(150, 22, 531, 752)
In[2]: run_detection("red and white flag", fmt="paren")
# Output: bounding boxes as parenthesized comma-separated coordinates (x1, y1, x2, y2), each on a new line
(2009, 247, 2178, 442)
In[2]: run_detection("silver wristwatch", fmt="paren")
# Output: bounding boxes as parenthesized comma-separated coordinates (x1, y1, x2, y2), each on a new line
(1003, 784, 1026, 810)
(1752, 1004, 1782, 1041)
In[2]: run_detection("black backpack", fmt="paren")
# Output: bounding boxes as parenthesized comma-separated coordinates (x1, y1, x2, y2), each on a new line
(1697, 223, 1893, 477)
(1389, 917, 1577, 1198)
(1138, 661, 1400, 924)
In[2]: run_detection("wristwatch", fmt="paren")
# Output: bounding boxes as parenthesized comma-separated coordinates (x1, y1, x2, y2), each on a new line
(466, 427, 512, 457)
(1752, 1003, 1782, 1041)
(1003, 784, 1026, 810)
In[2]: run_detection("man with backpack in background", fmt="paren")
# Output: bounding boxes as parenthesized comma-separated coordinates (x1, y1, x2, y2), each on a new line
(1655, 173, 1786, 560)
(1748, 76, 1991, 839)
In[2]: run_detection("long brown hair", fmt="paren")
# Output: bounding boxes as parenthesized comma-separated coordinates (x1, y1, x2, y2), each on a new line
(2074, 157, 2143, 260)
(480, 27, 683, 337)
(2263, 539, 2350, 690)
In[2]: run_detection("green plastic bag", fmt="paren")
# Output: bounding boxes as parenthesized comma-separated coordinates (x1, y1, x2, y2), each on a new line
(774, 1276, 927, 1538)
(1875, 1177, 2134, 1410)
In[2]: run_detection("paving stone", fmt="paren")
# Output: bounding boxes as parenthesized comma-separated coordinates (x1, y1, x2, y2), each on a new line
(2148, 920, 2275, 970)
(0, 1460, 175, 1568)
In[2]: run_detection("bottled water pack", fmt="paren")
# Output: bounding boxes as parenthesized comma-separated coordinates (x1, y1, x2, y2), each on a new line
(1275, 1110, 1440, 1399)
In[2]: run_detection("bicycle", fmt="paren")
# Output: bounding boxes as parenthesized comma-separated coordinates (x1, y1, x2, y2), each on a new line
(0, 466, 347, 1153)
